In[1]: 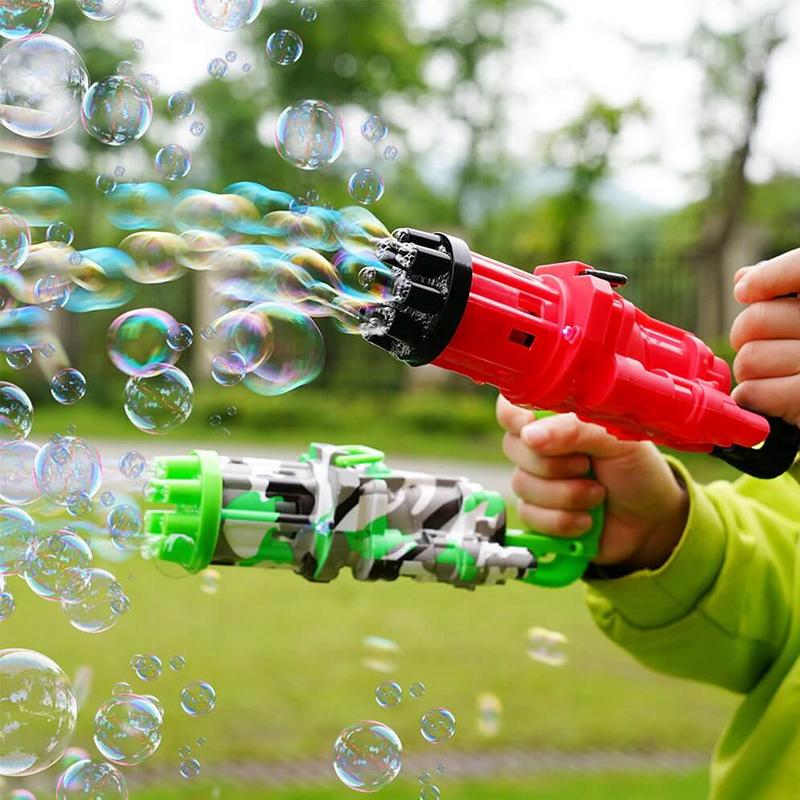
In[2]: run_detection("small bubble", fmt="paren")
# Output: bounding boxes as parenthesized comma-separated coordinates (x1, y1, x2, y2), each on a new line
(41, 342, 56, 358)
(133, 38, 144, 51)
(420, 786, 441, 800)
(168, 91, 195, 119)
(6, 344, 32, 370)
(46, 221, 74, 246)
(225, 405, 237, 418)
(526, 626, 569, 666)
(384, 144, 399, 161)
(114, 165, 126, 178)
(419, 771, 432, 784)
(119, 450, 146, 479)
(361, 114, 388, 143)
(169, 655, 186, 671)
(409, 681, 426, 699)
(300, 5, 317, 21)
(112, 681, 133, 695)
(178, 744, 192, 758)
(420, 708, 456, 744)
(200, 568, 220, 595)
(96, 173, 117, 194)
(209, 413, 223, 427)
(180, 757, 201, 779)
(196, 736, 206, 747)
(180, 681, 216, 716)
(225, 50, 237, 62)
(208, 58, 228, 79)
(167, 323, 193, 352)
(131, 653, 162, 682)
(243, 62, 252, 72)
(375, 681, 402, 708)
(66, 490, 93, 516)
(100, 491, 115, 507)
(0, 590, 15, 621)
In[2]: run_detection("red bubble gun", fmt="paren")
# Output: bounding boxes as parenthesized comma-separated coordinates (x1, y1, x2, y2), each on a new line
(362, 228, 800, 479)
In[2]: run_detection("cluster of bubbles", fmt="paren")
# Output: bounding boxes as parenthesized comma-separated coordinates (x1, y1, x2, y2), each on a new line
(375, 679, 426, 708)
(526, 626, 569, 667)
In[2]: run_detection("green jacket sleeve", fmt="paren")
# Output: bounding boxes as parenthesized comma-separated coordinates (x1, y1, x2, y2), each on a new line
(585, 458, 800, 693)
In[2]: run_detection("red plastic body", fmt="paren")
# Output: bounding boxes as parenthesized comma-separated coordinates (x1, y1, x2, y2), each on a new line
(432, 254, 769, 452)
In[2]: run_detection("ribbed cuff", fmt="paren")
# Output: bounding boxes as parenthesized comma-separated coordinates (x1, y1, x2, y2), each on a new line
(584, 456, 728, 629)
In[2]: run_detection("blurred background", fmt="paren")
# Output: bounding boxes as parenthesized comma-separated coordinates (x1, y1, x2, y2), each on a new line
(3, 0, 799, 797)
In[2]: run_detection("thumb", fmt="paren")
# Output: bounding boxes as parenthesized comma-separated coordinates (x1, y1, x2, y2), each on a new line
(520, 413, 635, 459)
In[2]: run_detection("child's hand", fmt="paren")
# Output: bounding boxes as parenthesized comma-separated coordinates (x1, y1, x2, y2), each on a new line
(496, 396, 688, 571)
(731, 249, 800, 427)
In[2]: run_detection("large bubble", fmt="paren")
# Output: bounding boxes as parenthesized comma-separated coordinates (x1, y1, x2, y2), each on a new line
(0, 441, 40, 505)
(0, 505, 36, 576)
(118, 232, 187, 284)
(81, 76, 153, 146)
(94, 694, 163, 766)
(123, 365, 193, 434)
(333, 721, 403, 793)
(106, 308, 179, 376)
(275, 100, 344, 170)
(0, 649, 78, 777)
(172, 191, 258, 235)
(56, 758, 128, 800)
(0, 34, 89, 138)
(0, 0, 54, 39)
(2, 185, 71, 227)
(0, 207, 30, 269)
(193, 0, 262, 30)
(108, 183, 172, 230)
(33, 436, 102, 505)
(0, 381, 33, 443)
(61, 567, 129, 633)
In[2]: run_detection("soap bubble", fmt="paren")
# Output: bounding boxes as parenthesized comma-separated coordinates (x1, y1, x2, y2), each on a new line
(169, 655, 185, 671)
(0, 442, 39, 504)
(6, 343, 32, 369)
(179, 758, 201, 779)
(420, 786, 441, 800)
(96, 174, 117, 194)
(420, 708, 456, 744)
(0, 35, 88, 138)
(60, 746, 91, 769)
(178, 745, 192, 758)
(46, 222, 74, 246)
(0, 0, 54, 39)
(119, 450, 145, 479)
(190, 120, 205, 137)
(34, 274, 72, 309)
(34, 436, 102, 505)
(3, 185, 71, 226)
(0, 383, 32, 444)
(0, 506, 35, 575)
(112, 682, 132, 696)
(106, 309, 179, 376)
(94, 693, 162, 766)
(0, 207, 30, 269)
(384, 144, 398, 160)
(155, 145, 191, 181)
(275, 99, 344, 170)
(167, 323, 193, 352)
(66, 490, 93, 516)
(51, 368, 87, 405)
(375, 681, 402, 708)
(361, 114, 388, 143)
(167, 91, 195, 118)
(200, 568, 220, 594)
(207, 58, 228, 79)
(266, 29, 303, 65)
(409, 681, 426, 699)
(62, 568, 129, 633)
(300, 5, 317, 21)
(77, 0, 127, 21)
(211, 351, 246, 386)
(0, 648, 77, 777)
(348, 169, 384, 204)
(100, 491, 114, 507)
(24, 529, 92, 601)
(132, 37, 144, 51)
(118, 232, 187, 284)
(81, 76, 152, 146)
(208, 306, 271, 371)
(107, 504, 143, 552)
(130, 653, 161, 681)
(0, 589, 15, 620)
(476, 691, 502, 737)
(242, 303, 324, 396)
(333, 721, 402, 792)
(226, 49, 237, 62)
(124, 365, 193, 435)
(56, 758, 127, 799)
(108, 182, 172, 230)
(194, 0, 262, 31)
(526, 626, 569, 666)
(180, 681, 216, 716)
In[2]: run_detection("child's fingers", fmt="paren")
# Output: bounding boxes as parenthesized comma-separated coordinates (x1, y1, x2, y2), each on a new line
(502, 433, 591, 478)
(732, 375, 800, 422)
(733, 340, 800, 383)
(510, 468, 605, 511)
(496, 394, 535, 436)
(520, 413, 633, 458)
(729, 298, 800, 351)
(734, 248, 800, 303)
(517, 499, 593, 537)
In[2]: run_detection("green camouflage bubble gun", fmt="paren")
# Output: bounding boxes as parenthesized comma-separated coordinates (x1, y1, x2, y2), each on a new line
(142, 443, 603, 589)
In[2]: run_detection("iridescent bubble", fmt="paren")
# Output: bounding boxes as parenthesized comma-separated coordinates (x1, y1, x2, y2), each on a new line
(94, 693, 162, 766)
(119, 232, 187, 284)
(24, 529, 92, 602)
(34, 274, 72, 310)
(190, 120, 205, 137)
(106, 308, 179, 375)
(66, 490, 93, 516)
(51, 368, 87, 405)
(130, 653, 161, 682)
(207, 58, 228, 79)
(300, 5, 317, 21)
(333, 721, 402, 792)
(59, 746, 91, 769)
(6, 343, 32, 369)
(46, 222, 74, 246)
(242, 303, 324, 396)
(169, 655, 185, 671)
(0, 382, 32, 443)
(409, 681, 426, 699)
(56, 759, 127, 800)
(208, 306, 271, 372)
(180, 681, 216, 716)
(526, 626, 569, 666)
(419, 708, 456, 744)
(0, 0, 54, 39)
(361, 114, 388, 143)
(211, 351, 246, 386)
(116, 59, 134, 77)
(0, 35, 88, 138)
(167, 91, 195, 118)
(119, 450, 145, 479)
(0, 589, 15, 620)
(179, 230, 225, 270)
(2, 185, 71, 226)
(76, 0, 128, 22)
(333, 205, 390, 252)
(0, 207, 30, 269)
(96, 174, 117, 194)
(33, 435, 102, 505)
(172, 191, 258, 235)
(112, 682, 132, 696)
(167, 323, 193, 352)
(375, 681, 402, 708)
(266, 29, 303, 65)
(420, 786, 441, 800)
(275, 99, 344, 170)
(81, 76, 152, 146)
(124, 365, 193, 435)
(348, 168, 384, 204)
(384, 144, 398, 160)
(62, 568, 128, 633)
(155, 144, 191, 181)
(100, 491, 114, 507)
(106, 504, 143, 552)
(194, 0, 262, 31)
(0, 442, 39, 506)
(335, 251, 394, 304)
(0, 648, 77, 777)
(179, 758, 201, 779)
(108, 183, 172, 230)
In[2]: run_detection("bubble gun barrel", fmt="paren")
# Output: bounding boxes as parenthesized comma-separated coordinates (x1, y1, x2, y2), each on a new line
(361, 229, 800, 479)
(142, 444, 603, 589)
